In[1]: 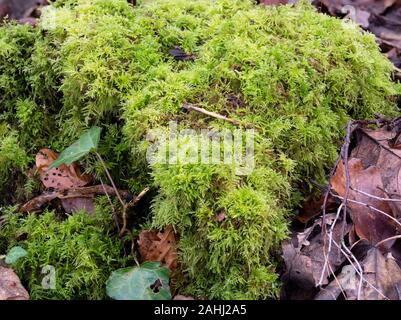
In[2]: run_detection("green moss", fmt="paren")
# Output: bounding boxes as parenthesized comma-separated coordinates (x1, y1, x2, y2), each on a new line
(0, 0, 400, 299)
(0, 199, 127, 300)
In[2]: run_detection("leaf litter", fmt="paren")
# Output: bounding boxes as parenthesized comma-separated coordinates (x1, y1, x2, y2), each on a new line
(282, 118, 401, 300)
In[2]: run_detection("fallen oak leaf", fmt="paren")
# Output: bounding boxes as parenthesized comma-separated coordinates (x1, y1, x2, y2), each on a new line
(331, 159, 397, 248)
(138, 225, 178, 271)
(330, 126, 401, 248)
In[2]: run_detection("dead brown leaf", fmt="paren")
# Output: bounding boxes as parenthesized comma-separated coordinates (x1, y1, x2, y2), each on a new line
(297, 194, 337, 223)
(138, 225, 178, 271)
(330, 127, 401, 248)
(36, 148, 91, 190)
(0, 266, 29, 300)
(319, 247, 401, 300)
(34, 148, 94, 213)
(282, 214, 351, 288)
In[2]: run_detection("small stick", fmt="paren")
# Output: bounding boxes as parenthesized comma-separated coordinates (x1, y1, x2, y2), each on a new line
(352, 188, 401, 202)
(120, 187, 150, 236)
(96, 152, 125, 208)
(183, 103, 243, 127)
(332, 239, 388, 300)
(376, 235, 401, 248)
(128, 187, 149, 208)
(331, 193, 401, 230)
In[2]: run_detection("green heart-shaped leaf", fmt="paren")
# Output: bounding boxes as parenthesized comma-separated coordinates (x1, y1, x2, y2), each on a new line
(5, 246, 27, 264)
(106, 261, 171, 300)
(48, 126, 102, 169)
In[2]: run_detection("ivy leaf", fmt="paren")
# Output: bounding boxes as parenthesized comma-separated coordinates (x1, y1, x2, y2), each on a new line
(106, 261, 172, 300)
(48, 126, 102, 169)
(5, 246, 27, 264)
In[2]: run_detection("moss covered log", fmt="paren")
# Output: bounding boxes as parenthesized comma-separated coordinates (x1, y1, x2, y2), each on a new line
(0, 0, 400, 299)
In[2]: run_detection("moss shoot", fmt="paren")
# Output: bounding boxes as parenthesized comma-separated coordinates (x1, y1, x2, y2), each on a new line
(0, 0, 400, 299)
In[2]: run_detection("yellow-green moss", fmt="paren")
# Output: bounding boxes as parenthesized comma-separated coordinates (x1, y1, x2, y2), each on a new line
(0, 0, 400, 299)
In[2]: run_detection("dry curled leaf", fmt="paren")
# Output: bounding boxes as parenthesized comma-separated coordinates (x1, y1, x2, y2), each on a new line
(0, 266, 29, 300)
(138, 225, 178, 271)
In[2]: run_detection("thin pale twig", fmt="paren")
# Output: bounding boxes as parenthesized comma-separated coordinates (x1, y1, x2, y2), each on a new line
(331, 194, 401, 230)
(375, 235, 401, 248)
(332, 239, 389, 300)
(352, 188, 401, 202)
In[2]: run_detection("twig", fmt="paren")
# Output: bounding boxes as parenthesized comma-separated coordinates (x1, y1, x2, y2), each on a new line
(183, 103, 245, 127)
(130, 236, 140, 267)
(95, 152, 129, 236)
(331, 194, 401, 231)
(340, 239, 363, 300)
(339, 121, 353, 255)
(352, 188, 401, 202)
(375, 235, 401, 248)
(319, 120, 356, 287)
(318, 203, 344, 286)
(120, 187, 150, 236)
(332, 239, 389, 300)
(95, 152, 125, 208)
(127, 187, 149, 208)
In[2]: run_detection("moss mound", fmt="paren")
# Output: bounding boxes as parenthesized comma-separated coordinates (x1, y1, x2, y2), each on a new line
(0, 0, 400, 299)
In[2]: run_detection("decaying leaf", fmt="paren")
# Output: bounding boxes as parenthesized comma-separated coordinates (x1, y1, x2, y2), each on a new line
(138, 225, 178, 271)
(330, 127, 401, 248)
(24, 146, 133, 214)
(331, 159, 398, 247)
(0, 266, 29, 300)
(320, 247, 401, 300)
(36, 148, 91, 190)
(297, 194, 337, 223)
(288, 122, 401, 300)
(282, 214, 351, 288)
